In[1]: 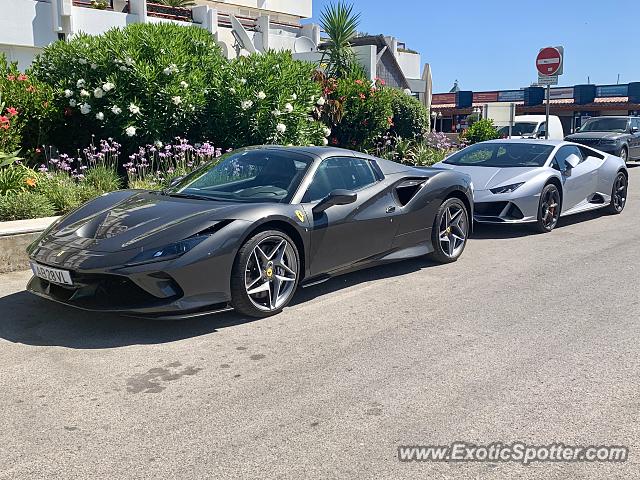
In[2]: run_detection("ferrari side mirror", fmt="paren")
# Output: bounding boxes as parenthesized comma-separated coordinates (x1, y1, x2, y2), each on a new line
(312, 189, 357, 214)
(169, 176, 184, 187)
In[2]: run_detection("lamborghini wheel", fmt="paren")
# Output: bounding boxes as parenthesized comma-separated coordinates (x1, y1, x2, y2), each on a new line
(231, 230, 300, 317)
(606, 172, 628, 215)
(428, 197, 469, 264)
(533, 183, 561, 233)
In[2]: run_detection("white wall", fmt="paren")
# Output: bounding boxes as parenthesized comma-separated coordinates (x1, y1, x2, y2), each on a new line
(201, 0, 311, 19)
(0, 44, 43, 70)
(71, 7, 136, 35)
(0, 0, 58, 48)
(396, 51, 421, 80)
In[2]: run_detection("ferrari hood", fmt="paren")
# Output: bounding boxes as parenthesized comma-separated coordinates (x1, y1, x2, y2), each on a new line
(434, 163, 538, 190)
(42, 191, 245, 253)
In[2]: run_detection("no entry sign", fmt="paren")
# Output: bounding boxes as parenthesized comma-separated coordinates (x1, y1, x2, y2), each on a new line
(536, 47, 563, 76)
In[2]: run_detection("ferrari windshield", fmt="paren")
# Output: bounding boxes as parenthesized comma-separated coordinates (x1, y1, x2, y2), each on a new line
(444, 142, 555, 167)
(580, 118, 629, 133)
(166, 150, 312, 203)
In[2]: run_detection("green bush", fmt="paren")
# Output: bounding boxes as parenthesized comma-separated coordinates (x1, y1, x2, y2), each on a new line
(0, 55, 55, 154)
(83, 165, 121, 193)
(0, 192, 54, 221)
(0, 163, 38, 196)
(321, 74, 393, 151)
(35, 173, 83, 214)
(462, 119, 500, 145)
(31, 23, 226, 152)
(388, 89, 429, 140)
(206, 51, 327, 148)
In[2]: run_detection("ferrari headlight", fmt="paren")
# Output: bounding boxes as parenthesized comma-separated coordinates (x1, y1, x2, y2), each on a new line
(126, 235, 208, 266)
(490, 182, 524, 194)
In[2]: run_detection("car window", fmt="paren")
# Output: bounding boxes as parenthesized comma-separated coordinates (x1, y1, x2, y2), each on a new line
(444, 143, 554, 167)
(632, 119, 640, 131)
(554, 145, 584, 170)
(303, 157, 379, 202)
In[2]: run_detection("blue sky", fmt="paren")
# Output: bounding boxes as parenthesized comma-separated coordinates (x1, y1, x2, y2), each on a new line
(309, 0, 639, 93)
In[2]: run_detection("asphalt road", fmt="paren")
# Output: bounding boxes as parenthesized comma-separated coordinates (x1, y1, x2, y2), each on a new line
(1, 167, 639, 479)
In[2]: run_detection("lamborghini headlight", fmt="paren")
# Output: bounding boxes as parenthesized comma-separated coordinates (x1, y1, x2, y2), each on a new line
(126, 235, 208, 266)
(490, 182, 524, 194)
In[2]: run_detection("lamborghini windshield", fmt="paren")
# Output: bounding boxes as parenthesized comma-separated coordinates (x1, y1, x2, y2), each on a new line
(166, 150, 312, 203)
(444, 142, 554, 167)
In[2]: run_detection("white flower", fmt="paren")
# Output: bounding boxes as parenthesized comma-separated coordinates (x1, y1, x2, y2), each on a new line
(172, 96, 182, 105)
(240, 100, 253, 110)
(80, 103, 91, 115)
(272, 109, 281, 117)
(229, 87, 236, 94)
(69, 99, 77, 107)
(163, 64, 178, 75)
(76, 79, 86, 88)
(64, 89, 73, 98)
(111, 105, 122, 115)
(180, 81, 188, 88)
(316, 96, 326, 106)
(276, 123, 287, 133)
(90, 63, 97, 70)
(257, 91, 266, 100)
(239, 78, 247, 85)
(102, 82, 115, 92)
(125, 126, 136, 137)
(95, 112, 104, 121)
(125, 57, 134, 66)
(323, 127, 332, 137)
(78, 58, 87, 65)
(284, 103, 293, 113)
(129, 103, 140, 114)
(290, 93, 297, 100)
(154, 140, 163, 148)
(322, 138, 329, 146)
(80, 89, 90, 98)
(119, 66, 127, 71)
(93, 87, 104, 99)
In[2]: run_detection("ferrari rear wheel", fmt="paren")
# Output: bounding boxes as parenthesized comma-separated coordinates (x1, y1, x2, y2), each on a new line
(428, 197, 469, 264)
(231, 230, 300, 317)
(533, 184, 561, 233)
(606, 172, 628, 214)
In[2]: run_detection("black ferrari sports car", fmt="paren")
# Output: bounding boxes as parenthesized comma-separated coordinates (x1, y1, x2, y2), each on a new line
(27, 146, 473, 318)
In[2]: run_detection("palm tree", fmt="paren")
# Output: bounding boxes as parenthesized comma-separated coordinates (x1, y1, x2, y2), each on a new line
(156, 0, 195, 7)
(320, 1, 362, 78)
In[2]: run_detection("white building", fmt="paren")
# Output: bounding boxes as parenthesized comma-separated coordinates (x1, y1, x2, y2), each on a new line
(0, 0, 319, 70)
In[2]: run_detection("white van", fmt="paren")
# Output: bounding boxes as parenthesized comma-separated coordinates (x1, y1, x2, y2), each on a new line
(497, 115, 564, 140)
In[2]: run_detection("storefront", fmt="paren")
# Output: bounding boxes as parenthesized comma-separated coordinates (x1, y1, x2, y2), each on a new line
(431, 82, 640, 134)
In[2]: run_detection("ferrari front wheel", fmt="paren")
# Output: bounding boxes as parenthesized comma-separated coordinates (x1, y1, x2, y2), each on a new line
(428, 197, 469, 264)
(231, 230, 300, 317)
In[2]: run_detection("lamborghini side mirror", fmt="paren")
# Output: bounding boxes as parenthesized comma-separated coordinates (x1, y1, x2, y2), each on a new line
(312, 189, 357, 214)
(169, 176, 184, 187)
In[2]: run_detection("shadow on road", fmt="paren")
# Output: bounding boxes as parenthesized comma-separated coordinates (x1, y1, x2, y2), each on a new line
(0, 290, 255, 349)
(0, 257, 442, 349)
(472, 208, 612, 240)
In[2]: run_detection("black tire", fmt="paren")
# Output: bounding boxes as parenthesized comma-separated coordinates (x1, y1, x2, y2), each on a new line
(428, 197, 469, 264)
(230, 230, 300, 318)
(619, 146, 629, 164)
(533, 183, 561, 233)
(606, 171, 628, 215)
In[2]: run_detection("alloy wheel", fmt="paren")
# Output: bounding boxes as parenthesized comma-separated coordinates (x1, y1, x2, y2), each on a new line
(613, 173, 628, 212)
(620, 148, 628, 163)
(541, 187, 560, 229)
(244, 235, 298, 312)
(439, 203, 467, 258)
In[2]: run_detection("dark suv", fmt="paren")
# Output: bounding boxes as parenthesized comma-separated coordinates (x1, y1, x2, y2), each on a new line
(565, 116, 640, 163)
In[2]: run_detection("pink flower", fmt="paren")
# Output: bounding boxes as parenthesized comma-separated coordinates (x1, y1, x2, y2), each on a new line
(17, 74, 28, 81)
(5, 107, 18, 117)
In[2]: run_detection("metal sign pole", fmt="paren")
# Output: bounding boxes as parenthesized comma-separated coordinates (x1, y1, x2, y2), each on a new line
(545, 84, 551, 139)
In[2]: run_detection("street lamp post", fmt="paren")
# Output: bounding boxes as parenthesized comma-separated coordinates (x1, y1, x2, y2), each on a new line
(437, 112, 443, 133)
(431, 112, 437, 132)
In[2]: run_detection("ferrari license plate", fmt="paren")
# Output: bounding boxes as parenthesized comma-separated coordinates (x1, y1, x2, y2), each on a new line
(30, 262, 73, 286)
